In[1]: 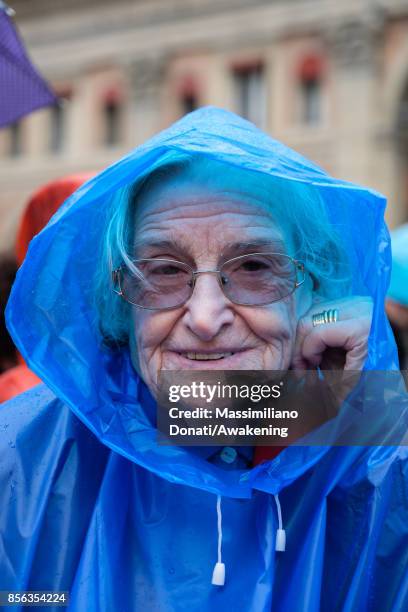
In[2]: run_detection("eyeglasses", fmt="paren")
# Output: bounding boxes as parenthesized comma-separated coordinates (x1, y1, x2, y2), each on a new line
(112, 252, 305, 310)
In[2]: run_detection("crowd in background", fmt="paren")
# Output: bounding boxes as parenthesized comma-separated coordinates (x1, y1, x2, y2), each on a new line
(0, 173, 93, 401)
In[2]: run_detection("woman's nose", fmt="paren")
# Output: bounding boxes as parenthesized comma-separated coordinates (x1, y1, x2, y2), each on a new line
(183, 273, 234, 341)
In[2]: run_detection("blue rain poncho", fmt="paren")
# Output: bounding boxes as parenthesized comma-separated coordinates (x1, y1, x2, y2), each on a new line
(2, 107, 408, 611)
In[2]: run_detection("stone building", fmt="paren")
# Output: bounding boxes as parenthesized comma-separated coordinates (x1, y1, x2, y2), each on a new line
(1, 0, 408, 252)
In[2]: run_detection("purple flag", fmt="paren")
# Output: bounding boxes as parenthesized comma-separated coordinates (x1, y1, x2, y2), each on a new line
(0, 5, 58, 127)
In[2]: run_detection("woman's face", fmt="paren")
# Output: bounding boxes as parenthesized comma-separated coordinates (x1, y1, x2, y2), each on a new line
(128, 167, 313, 395)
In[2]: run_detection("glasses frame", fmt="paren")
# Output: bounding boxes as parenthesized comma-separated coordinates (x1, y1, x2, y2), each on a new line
(112, 252, 306, 310)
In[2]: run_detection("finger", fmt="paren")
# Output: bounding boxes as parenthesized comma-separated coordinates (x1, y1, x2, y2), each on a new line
(292, 311, 340, 368)
(344, 340, 369, 371)
(293, 301, 343, 368)
(302, 320, 370, 370)
(292, 297, 373, 370)
(301, 321, 356, 367)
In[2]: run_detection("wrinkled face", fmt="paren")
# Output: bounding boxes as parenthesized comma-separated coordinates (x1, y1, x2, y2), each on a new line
(128, 165, 313, 395)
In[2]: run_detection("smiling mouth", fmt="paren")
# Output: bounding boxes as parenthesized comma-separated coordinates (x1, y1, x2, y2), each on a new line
(179, 352, 234, 361)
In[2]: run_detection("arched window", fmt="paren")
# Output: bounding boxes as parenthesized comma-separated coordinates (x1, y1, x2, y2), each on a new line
(50, 103, 64, 153)
(232, 60, 266, 128)
(298, 55, 324, 125)
(8, 120, 22, 156)
(177, 75, 199, 116)
(49, 88, 71, 153)
(102, 87, 123, 147)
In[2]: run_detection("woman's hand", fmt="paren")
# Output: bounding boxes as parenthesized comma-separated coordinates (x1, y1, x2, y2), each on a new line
(291, 296, 373, 371)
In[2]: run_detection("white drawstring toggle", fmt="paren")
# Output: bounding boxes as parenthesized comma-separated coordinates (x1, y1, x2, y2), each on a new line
(212, 495, 226, 586)
(275, 528, 286, 552)
(274, 494, 286, 552)
(212, 562, 226, 586)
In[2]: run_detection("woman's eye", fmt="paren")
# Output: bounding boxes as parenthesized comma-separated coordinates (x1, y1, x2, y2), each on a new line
(240, 260, 269, 272)
(153, 265, 184, 275)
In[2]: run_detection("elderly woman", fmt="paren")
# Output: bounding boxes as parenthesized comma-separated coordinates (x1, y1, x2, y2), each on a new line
(1, 108, 406, 610)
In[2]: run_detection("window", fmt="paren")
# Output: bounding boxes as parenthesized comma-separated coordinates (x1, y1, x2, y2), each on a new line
(8, 121, 22, 157)
(297, 55, 324, 125)
(300, 78, 321, 124)
(177, 75, 199, 117)
(104, 101, 121, 146)
(49, 88, 71, 153)
(181, 93, 198, 115)
(232, 62, 266, 128)
(50, 103, 64, 152)
(102, 87, 123, 147)
(101, 83, 124, 147)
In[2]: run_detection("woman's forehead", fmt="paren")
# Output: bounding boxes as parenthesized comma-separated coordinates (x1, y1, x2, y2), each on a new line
(133, 192, 291, 258)
(135, 186, 276, 223)
(132, 159, 295, 256)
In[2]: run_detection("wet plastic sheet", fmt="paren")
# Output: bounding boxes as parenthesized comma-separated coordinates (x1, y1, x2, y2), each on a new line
(1, 107, 407, 611)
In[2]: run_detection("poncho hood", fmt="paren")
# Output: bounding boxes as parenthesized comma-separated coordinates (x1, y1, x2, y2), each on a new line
(6, 106, 399, 498)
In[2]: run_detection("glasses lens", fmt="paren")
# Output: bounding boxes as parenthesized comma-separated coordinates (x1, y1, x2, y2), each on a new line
(221, 253, 297, 305)
(120, 259, 193, 308)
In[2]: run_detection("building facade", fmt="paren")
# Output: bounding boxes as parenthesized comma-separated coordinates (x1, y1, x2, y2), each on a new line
(1, 0, 408, 252)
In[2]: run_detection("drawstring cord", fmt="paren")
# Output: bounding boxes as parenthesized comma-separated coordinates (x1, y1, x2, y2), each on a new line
(216, 495, 223, 564)
(211, 495, 225, 586)
(274, 493, 286, 552)
(211, 493, 286, 587)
